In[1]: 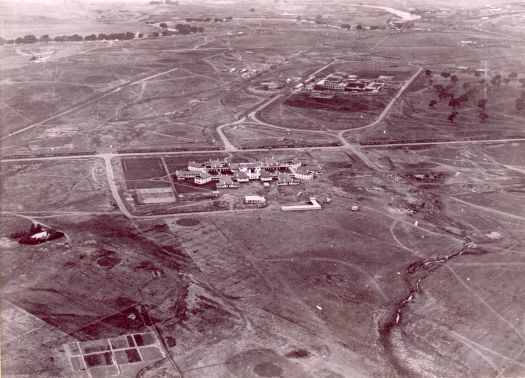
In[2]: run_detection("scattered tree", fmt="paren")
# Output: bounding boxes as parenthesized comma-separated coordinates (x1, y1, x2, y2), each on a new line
(516, 98, 525, 112)
(490, 74, 502, 86)
(448, 98, 461, 109)
(478, 99, 487, 109)
(450, 74, 458, 84)
(448, 111, 459, 123)
(457, 94, 469, 103)
(440, 71, 451, 81)
(508, 72, 518, 80)
(479, 112, 489, 122)
(425, 69, 432, 77)
(428, 99, 437, 108)
(159, 22, 168, 28)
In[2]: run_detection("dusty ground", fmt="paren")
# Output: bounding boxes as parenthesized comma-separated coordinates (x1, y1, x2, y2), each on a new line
(1, 2, 525, 377)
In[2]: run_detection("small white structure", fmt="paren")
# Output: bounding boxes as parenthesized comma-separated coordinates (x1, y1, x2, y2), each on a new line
(31, 230, 49, 240)
(292, 168, 314, 180)
(245, 195, 266, 204)
(351, 205, 359, 211)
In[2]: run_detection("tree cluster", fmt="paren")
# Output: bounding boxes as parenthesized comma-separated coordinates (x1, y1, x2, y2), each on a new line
(174, 24, 205, 34)
(186, 16, 232, 22)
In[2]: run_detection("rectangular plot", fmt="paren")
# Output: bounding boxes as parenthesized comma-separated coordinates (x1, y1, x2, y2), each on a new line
(89, 365, 119, 378)
(114, 348, 142, 364)
(69, 356, 87, 371)
(121, 158, 166, 180)
(133, 332, 155, 346)
(109, 336, 129, 349)
(83, 352, 113, 368)
(80, 339, 110, 354)
(139, 346, 163, 361)
(65, 342, 81, 356)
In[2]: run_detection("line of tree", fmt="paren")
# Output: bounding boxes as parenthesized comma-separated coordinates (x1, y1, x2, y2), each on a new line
(174, 24, 205, 34)
(186, 16, 232, 22)
(0, 24, 208, 46)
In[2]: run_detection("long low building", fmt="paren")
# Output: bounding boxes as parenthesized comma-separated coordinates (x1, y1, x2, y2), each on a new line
(281, 197, 321, 211)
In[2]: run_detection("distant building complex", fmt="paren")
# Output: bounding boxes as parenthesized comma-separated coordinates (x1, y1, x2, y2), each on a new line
(176, 157, 315, 189)
(313, 72, 385, 93)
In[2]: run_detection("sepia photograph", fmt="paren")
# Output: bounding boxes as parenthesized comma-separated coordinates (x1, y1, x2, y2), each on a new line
(1, 0, 524, 376)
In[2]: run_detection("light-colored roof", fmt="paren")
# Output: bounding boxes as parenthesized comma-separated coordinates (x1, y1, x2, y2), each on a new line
(245, 195, 265, 202)
(198, 172, 212, 179)
(235, 171, 249, 178)
(219, 175, 233, 184)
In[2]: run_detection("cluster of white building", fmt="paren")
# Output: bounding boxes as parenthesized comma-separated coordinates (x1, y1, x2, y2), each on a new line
(313, 72, 385, 93)
(175, 157, 316, 189)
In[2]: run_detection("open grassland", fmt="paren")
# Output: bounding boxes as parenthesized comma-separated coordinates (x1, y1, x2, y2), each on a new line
(223, 122, 340, 149)
(0, 158, 114, 213)
(350, 57, 525, 144)
(0, 214, 193, 377)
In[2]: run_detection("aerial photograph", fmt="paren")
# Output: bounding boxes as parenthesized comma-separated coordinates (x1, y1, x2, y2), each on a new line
(0, 0, 524, 376)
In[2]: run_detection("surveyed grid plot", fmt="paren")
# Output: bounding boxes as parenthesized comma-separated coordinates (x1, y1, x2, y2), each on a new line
(64, 331, 165, 376)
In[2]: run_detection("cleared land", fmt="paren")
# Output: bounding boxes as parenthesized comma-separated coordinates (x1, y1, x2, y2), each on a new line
(1, 2, 525, 377)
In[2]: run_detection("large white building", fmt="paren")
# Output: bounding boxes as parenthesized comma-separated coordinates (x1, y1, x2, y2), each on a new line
(176, 157, 307, 187)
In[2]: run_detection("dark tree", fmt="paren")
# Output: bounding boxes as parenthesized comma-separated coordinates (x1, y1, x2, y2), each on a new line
(474, 70, 481, 77)
(98, 33, 109, 40)
(508, 72, 518, 80)
(355, 24, 363, 30)
(69, 34, 83, 41)
(462, 82, 470, 90)
(0, 37, 5, 45)
(85, 34, 97, 41)
(159, 22, 168, 28)
(428, 99, 437, 108)
(479, 112, 489, 122)
(457, 94, 469, 103)
(478, 99, 487, 109)
(450, 74, 458, 84)
(151, 31, 160, 38)
(250, 7, 255, 12)
(516, 98, 525, 112)
(448, 98, 461, 109)
(448, 111, 459, 123)
(440, 71, 451, 80)
(341, 24, 351, 29)
(39, 34, 50, 42)
(425, 69, 432, 77)
(490, 74, 502, 86)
